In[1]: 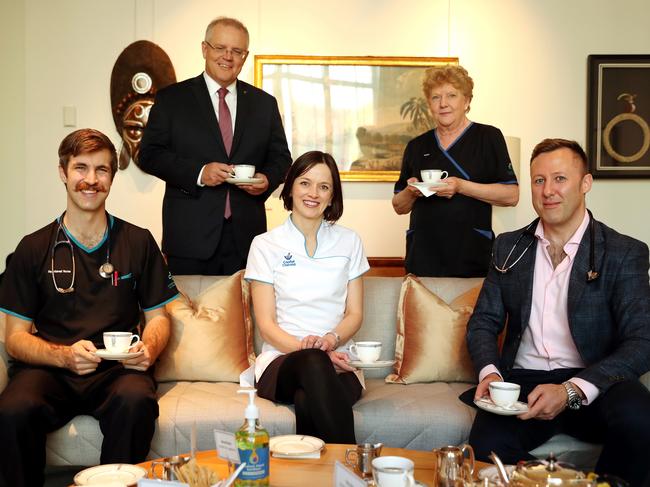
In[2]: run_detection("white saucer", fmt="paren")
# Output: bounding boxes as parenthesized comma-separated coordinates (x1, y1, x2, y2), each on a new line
(409, 181, 448, 190)
(74, 463, 146, 485)
(95, 349, 144, 360)
(226, 177, 263, 185)
(478, 464, 516, 482)
(349, 359, 396, 369)
(270, 434, 325, 456)
(474, 397, 528, 416)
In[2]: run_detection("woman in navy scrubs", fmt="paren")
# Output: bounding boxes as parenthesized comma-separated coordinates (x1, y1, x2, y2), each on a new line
(392, 65, 519, 277)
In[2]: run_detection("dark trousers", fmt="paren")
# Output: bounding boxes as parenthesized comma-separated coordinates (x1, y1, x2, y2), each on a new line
(467, 369, 650, 487)
(0, 363, 159, 487)
(257, 349, 362, 444)
(167, 218, 246, 276)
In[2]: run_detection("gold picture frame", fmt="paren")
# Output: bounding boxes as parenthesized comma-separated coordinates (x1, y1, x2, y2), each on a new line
(254, 55, 458, 181)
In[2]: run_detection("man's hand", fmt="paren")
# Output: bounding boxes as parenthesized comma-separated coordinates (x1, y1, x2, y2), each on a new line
(122, 341, 153, 372)
(328, 351, 355, 372)
(518, 383, 567, 420)
(238, 173, 269, 195)
(474, 372, 502, 401)
(201, 162, 234, 186)
(63, 340, 101, 375)
(434, 176, 463, 199)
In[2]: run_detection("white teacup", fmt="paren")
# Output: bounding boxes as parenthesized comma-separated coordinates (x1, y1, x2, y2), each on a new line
(350, 341, 382, 363)
(489, 381, 521, 408)
(420, 169, 448, 183)
(233, 164, 255, 179)
(372, 456, 416, 487)
(103, 332, 140, 353)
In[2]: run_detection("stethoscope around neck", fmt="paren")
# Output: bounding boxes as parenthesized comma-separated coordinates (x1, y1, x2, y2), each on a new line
(491, 210, 601, 282)
(50, 212, 115, 294)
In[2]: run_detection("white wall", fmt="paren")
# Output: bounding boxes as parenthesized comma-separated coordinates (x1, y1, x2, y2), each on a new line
(2, 0, 649, 272)
(0, 2, 25, 272)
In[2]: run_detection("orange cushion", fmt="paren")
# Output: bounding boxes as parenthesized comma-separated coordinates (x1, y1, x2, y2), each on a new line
(385, 275, 481, 384)
(155, 270, 254, 382)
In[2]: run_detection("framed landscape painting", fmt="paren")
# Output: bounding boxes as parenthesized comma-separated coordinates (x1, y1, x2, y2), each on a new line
(587, 54, 650, 178)
(254, 55, 457, 181)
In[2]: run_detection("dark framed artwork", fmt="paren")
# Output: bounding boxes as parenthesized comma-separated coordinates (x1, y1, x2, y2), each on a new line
(587, 54, 650, 178)
(254, 55, 457, 181)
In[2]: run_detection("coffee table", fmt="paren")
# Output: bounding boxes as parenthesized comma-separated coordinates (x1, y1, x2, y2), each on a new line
(138, 444, 490, 486)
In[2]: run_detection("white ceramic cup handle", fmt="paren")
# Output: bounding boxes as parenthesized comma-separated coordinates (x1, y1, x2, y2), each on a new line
(407, 472, 416, 487)
(130, 334, 140, 347)
(440, 171, 448, 180)
(349, 344, 357, 356)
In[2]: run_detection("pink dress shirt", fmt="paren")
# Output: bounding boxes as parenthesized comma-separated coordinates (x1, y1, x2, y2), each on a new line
(480, 211, 598, 404)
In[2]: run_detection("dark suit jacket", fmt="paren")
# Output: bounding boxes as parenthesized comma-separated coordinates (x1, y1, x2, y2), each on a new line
(139, 74, 291, 260)
(466, 216, 650, 393)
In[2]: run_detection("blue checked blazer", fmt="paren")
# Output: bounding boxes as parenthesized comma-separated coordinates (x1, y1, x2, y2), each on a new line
(466, 215, 650, 393)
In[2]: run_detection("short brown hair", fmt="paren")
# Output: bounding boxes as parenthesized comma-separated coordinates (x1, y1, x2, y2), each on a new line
(205, 17, 249, 47)
(280, 151, 344, 223)
(422, 64, 474, 106)
(530, 138, 589, 174)
(58, 128, 118, 178)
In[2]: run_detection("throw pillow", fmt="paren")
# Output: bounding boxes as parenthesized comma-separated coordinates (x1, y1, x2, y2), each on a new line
(385, 275, 482, 384)
(155, 271, 255, 382)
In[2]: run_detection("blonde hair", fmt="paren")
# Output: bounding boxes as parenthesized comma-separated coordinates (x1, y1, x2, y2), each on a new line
(422, 65, 474, 108)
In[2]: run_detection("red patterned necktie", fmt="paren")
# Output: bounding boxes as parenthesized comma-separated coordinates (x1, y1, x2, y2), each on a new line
(218, 87, 233, 218)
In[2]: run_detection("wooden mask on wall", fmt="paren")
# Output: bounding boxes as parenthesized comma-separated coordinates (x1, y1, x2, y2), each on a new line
(110, 40, 176, 170)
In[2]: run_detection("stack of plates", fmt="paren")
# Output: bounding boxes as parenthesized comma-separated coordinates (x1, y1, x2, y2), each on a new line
(269, 434, 325, 458)
(73, 464, 147, 485)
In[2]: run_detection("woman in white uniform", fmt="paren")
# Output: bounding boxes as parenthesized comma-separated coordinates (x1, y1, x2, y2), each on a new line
(245, 150, 369, 443)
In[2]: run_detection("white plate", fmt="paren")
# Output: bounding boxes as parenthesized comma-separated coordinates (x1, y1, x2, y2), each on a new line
(74, 463, 147, 485)
(474, 397, 528, 416)
(226, 177, 263, 185)
(349, 359, 396, 369)
(478, 465, 516, 482)
(95, 349, 144, 360)
(269, 434, 325, 456)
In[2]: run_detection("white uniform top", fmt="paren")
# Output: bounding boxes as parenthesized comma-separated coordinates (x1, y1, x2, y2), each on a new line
(244, 216, 370, 382)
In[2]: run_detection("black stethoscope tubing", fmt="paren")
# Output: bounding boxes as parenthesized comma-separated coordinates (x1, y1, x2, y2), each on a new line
(492, 210, 600, 282)
(50, 212, 114, 293)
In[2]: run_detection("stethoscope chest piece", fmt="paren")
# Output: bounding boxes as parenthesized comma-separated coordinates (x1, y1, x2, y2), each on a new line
(99, 262, 115, 279)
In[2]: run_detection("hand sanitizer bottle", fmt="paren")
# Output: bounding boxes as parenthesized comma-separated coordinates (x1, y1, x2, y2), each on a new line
(235, 388, 270, 486)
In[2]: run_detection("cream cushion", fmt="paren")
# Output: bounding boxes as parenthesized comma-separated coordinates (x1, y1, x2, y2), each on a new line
(386, 274, 481, 384)
(155, 270, 254, 382)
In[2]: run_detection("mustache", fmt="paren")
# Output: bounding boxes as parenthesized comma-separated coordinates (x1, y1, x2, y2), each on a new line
(75, 181, 107, 192)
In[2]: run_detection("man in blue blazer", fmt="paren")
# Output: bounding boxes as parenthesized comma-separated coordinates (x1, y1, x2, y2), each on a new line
(140, 17, 291, 275)
(465, 138, 650, 486)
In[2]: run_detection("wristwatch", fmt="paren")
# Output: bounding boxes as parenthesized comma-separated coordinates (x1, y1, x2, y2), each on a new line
(562, 381, 582, 410)
(324, 331, 341, 348)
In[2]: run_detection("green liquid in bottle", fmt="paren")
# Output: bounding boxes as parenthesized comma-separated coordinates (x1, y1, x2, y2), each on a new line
(234, 418, 270, 487)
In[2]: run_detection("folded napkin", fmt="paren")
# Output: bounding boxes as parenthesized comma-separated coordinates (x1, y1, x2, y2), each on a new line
(271, 450, 321, 459)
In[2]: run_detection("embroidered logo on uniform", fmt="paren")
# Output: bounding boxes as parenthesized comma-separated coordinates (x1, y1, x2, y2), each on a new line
(282, 252, 296, 267)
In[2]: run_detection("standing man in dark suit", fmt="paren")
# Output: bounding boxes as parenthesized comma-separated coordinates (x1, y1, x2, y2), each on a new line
(140, 17, 291, 275)
(465, 139, 650, 486)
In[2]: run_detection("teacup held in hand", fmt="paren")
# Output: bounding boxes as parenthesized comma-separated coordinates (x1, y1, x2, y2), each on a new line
(420, 169, 448, 183)
(233, 164, 255, 179)
(489, 381, 520, 408)
(103, 332, 140, 354)
(350, 341, 382, 363)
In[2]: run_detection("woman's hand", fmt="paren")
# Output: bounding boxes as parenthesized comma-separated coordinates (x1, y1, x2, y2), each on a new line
(405, 177, 423, 197)
(328, 351, 356, 372)
(434, 176, 463, 199)
(300, 335, 326, 350)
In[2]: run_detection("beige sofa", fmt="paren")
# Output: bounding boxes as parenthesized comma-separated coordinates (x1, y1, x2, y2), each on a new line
(2, 275, 645, 469)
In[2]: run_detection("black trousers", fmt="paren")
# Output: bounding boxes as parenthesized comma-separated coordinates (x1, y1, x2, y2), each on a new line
(257, 349, 362, 444)
(167, 218, 246, 276)
(0, 363, 159, 487)
(466, 369, 650, 487)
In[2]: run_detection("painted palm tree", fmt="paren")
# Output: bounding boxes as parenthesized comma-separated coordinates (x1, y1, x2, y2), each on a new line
(400, 97, 435, 132)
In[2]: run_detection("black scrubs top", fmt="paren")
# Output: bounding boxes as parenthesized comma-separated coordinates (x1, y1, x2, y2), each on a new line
(0, 214, 178, 348)
(394, 123, 518, 277)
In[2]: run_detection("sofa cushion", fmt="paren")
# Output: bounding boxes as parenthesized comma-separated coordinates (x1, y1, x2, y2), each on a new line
(155, 271, 254, 383)
(386, 275, 481, 384)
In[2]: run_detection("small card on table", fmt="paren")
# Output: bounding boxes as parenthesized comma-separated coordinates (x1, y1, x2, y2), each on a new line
(334, 460, 367, 487)
(214, 429, 241, 464)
